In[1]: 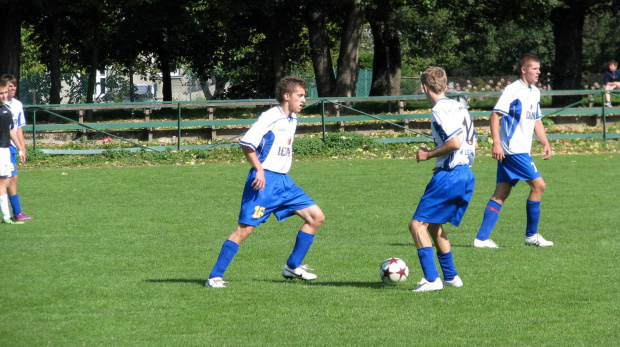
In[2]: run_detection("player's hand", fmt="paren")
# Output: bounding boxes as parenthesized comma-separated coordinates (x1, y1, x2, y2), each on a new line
(491, 142, 505, 162)
(19, 151, 26, 163)
(251, 169, 266, 192)
(542, 144, 551, 160)
(416, 148, 431, 162)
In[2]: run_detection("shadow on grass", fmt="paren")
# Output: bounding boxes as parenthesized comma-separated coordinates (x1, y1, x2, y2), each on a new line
(144, 278, 401, 290)
(144, 279, 205, 286)
(263, 279, 392, 289)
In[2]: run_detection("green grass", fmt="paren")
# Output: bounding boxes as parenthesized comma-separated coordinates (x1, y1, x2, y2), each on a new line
(1, 154, 618, 345)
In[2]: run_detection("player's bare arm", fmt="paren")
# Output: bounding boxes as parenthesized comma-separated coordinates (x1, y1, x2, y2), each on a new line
(534, 119, 551, 160)
(416, 135, 461, 162)
(241, 145, 265, 191)
(489, 111, 504, 162)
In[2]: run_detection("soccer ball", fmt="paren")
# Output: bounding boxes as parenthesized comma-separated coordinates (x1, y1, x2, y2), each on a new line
(379, 257, 409, 283)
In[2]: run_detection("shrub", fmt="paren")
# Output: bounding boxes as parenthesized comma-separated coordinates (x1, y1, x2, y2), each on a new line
(293, 136, 324, 156)
(323, 132, 374, 155)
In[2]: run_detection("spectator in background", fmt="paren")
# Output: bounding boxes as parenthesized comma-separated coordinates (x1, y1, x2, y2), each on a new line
(603, 60, 620, 107)
(0, 79, 25, 224)
(2, 75, 33, 221)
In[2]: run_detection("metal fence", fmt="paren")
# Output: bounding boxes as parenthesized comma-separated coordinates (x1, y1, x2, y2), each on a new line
(16, 70, 607, 105)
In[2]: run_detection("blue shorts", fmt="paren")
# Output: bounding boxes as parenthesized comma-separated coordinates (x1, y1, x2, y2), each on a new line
(497, 153, 541, 186)
(9, 145, 17, 176)
(238, 169, 316, 227)
(413, 165, 475, 226)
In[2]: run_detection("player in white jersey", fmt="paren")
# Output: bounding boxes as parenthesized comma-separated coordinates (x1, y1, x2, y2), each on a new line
(206, 76, 325, 288)
(2, 75, 32, 221)
(474, 53, 553, 248)
(409, 67, 477, 292)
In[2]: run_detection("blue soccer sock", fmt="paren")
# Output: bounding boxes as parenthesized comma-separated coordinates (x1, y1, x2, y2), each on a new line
(417, 247, 439, 282)
(286, 230, 315, 269)
(526, 200, 541, 237)
(9, 194, 22, 217)
(476, 200, 502, 240)
(437, 251, 457, 281)
(209, 239, 240, 279)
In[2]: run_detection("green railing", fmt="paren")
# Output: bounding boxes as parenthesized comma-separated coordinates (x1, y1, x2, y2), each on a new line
(23, 90, 619, 154)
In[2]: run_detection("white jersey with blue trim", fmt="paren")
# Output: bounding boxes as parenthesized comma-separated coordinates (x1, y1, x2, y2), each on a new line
(240, 106, 296, 174)
(493, 79, 542, 155)
(431, 98, 476, 169)
(5, 98, 25, 149)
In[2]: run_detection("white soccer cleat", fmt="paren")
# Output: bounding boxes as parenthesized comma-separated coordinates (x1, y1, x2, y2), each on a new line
(412, 278, 443, 292)
(474, 238, 500, 248)
(282, 264, 317, 281)
(206, 277, 228, 288)
(524, 233, 554, 247)
(443, 275, 464, 288)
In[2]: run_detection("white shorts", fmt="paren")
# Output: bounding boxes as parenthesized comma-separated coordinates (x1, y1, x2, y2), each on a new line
(0, 147, 14, 177)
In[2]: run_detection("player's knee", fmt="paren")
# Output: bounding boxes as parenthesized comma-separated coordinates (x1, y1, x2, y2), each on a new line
(311, 211, 325, 228)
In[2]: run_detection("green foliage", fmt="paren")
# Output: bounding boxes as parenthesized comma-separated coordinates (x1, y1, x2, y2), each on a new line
(293, 136, 325, 156)
(323, 131, 375, 154)
(542, 116, 555, 128)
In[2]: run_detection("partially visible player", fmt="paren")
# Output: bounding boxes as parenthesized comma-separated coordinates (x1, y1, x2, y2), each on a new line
(603, 60, 620, 107)
(0, 79, 25, 224)
(409, 67, 476, 292)
(474, 53, 553, 248)
(2, 74, 33, 221)
(205, 76, 325, 288)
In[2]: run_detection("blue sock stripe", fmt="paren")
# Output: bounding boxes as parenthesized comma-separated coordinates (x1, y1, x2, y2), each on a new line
(209, 239, 239, 279)
(476, 199, 502, 241)
(417, 247, 439, 282)
(437, 251, 457, 281)
(526, 200, 541, 237)
(286, 230, 315, 269)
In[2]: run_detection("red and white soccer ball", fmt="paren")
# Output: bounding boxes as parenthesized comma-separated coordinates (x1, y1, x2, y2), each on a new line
(380, 257, 409, 283)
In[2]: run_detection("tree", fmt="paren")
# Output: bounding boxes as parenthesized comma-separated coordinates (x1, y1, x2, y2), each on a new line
(550, 0, 619, 105)
(0, 1, 23, 84)
(305, 2, 336, 97)
(366, 0, 402, 96)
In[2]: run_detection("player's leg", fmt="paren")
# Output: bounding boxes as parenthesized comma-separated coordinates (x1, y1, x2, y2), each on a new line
(8, 175, 32, 221)
(428, 224, 462, 287)
(409, 219, 443, 292)
(283, 205, 324, 280)
(523, 177, 553, 247)
(207, 224, 255, 288)
(0, 177, 10, 221)
(475, 182, 512, 246)
(604, 85, 613, 104)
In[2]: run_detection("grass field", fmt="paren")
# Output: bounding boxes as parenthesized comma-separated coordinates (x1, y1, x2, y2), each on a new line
(1, 154, 618, 346)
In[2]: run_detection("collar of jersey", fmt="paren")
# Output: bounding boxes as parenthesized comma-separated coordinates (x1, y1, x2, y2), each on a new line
(277, 105, 296, 120)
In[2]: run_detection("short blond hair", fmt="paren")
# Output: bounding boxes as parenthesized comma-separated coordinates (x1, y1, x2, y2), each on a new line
(520, 53, 540, 69)
(420, 67, 447, 94)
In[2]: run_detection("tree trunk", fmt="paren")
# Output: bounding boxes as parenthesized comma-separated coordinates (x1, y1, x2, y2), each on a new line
(306, 7, 335, 97)
(85, 37, 100, 121)
(550, 0, 585, 106)
(159, 46, 173, 101)
(0, 3, 22, 92)
(49, 18, 63, 105)
(333, 2, 366, 97)
(368, 20, 401, 96)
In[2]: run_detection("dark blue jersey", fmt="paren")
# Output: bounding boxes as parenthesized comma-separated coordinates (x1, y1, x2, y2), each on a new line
(604, 69, 620, 84)
(0, 104, 14, 148)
